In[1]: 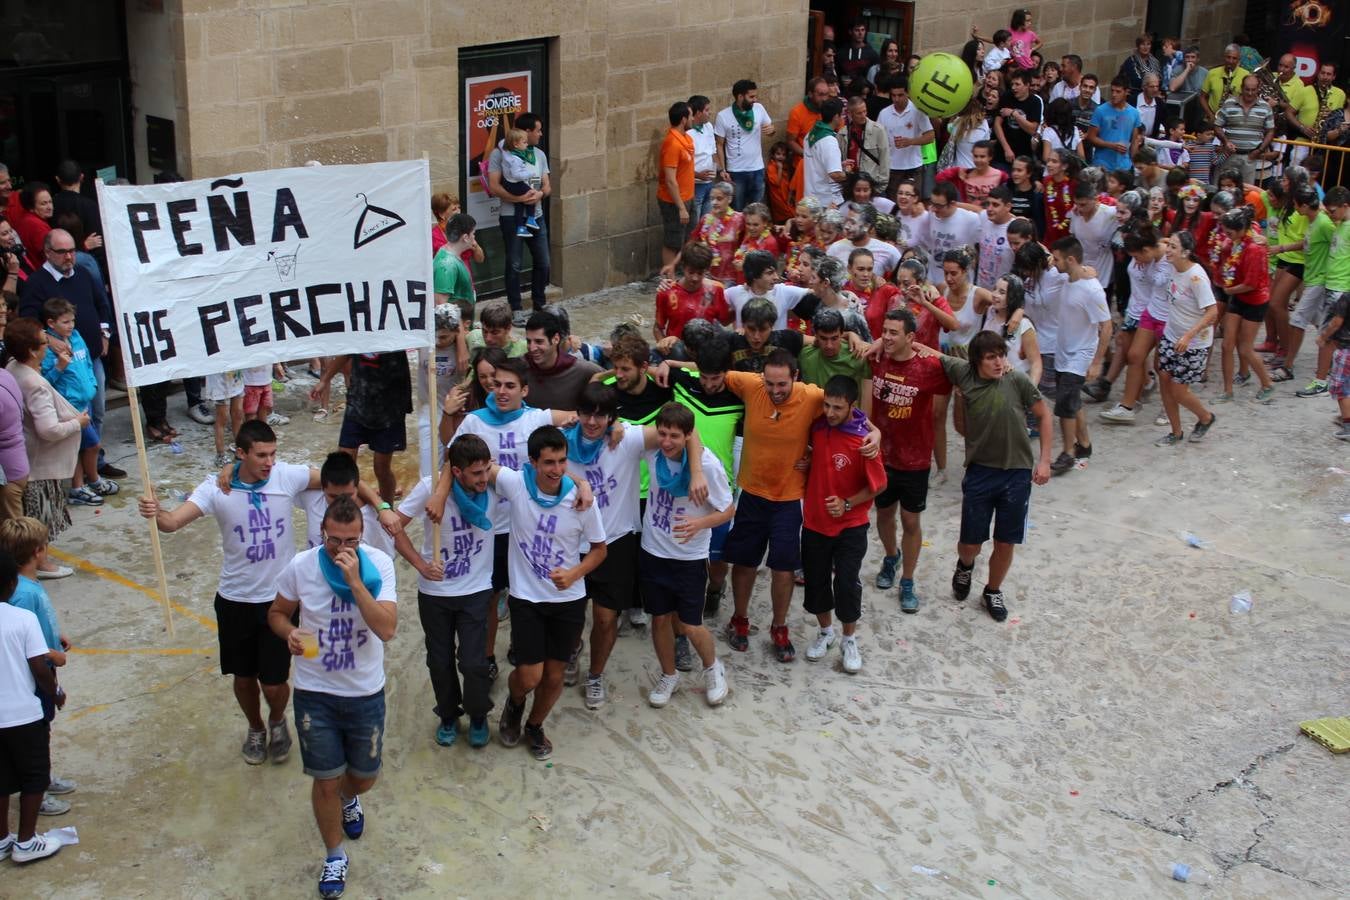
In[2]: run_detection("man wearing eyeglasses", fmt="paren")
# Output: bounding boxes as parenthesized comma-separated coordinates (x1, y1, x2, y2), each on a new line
(18, 229, 123, 479)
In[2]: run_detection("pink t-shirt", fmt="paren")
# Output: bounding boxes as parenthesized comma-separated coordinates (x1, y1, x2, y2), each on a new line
(1008, 29, 1037, 69)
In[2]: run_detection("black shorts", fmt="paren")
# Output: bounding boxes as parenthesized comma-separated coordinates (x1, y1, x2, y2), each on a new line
(337, 415, 407, 455)
(1228, 298, 1267, 323)
(1275, 259, 1304, 279)
(0, 718, 50, 796)
(491, 532, 510, 593)
(638, 549, 707, 626)
(214, 594, 292, 685)
(658, 198, 695, 251)
(1054, 371, 1086, 418)
(508, 596, 587, 665)
(875, 466, 930, 513)
(589, 532, 638, 613)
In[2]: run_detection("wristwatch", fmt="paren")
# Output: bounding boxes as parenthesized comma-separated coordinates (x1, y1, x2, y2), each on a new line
(843, 499, 853, 512)
(377, 502, 392, 511)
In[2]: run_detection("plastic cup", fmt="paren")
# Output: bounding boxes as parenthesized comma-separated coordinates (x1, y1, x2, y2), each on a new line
(298, 630, 319, 659)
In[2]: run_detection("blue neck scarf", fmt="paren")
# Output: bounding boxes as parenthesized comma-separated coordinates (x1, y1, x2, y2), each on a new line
(230, 461, 268, 513)
(563, 423, 606, 465)
(451, 479, 493, 531)
(521, 463, 576, 509)
(318, 546, 383, 606)
(654, 449, 691, 497)
(474, 394, 530, 427)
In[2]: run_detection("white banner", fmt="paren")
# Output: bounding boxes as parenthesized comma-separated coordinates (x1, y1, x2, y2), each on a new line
(97, 161, 433, 386)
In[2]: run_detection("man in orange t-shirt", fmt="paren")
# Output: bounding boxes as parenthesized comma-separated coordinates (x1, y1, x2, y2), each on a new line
(787, 78, 830, 208)
(658, 101, 696, 269)
(720, 350, 879, 663)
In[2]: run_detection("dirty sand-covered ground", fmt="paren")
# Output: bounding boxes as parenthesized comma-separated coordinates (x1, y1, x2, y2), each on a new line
(5, 283, 1349, 899)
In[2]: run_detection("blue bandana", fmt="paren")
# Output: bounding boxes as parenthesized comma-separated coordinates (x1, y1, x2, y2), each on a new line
(653, 449, 691, 497)
(521, 463, 576, 509)
(230, 461, 268, 513)
(563, 423, 606, 465)
(473, 394, 530, 427)
(452, 479, 493, 531)
(318, 546, 383, 606)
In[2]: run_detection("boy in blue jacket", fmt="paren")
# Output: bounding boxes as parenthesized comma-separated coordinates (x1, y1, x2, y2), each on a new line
(41, 297, 116, 505)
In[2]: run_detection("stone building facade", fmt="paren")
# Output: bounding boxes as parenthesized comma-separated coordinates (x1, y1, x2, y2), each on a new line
(123, 0, 1221, 298)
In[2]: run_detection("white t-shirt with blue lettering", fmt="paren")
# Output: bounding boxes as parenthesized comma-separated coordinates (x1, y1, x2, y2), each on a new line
(187, 460, 312, 603)
(565, 426, 646, 542)
(398, 476, 495, 597)
(299, 489, 395, 558)
(495, 468, 606, 603)
(640, 448, 733, 562)
(452, 407, 554, 534)
(276, 545, 397, 697)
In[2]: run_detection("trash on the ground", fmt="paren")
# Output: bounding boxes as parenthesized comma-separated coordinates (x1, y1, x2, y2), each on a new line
(1229, 590, 1253, 614)
(911, 864, 941, 877)
(1179, 531, 1211, 549)
(1339, 513, 1350, 525)
(529, 812, 551, 832)
(47, 826, 79, 845)
(1299, 716, 1350, 753)
(1170, 862, 1211, 884)
(169, 441, 183, 454)
(1129, 490, 1149, 499)
(1328, 466, 1348, 475)
(418, 861, 444, 874)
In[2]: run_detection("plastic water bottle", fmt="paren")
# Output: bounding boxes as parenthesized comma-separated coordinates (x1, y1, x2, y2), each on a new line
(1171, 862, 1212, 884)
(1229, 591, 1253, 614)
(1179, 531, 1211, 549)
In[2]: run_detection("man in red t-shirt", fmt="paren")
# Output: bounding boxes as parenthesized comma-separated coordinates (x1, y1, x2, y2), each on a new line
(658, 101, 696, 270)
(869, 307, 952, 612)
(801, 374, 886, 672)
(654, 242, 731, 341)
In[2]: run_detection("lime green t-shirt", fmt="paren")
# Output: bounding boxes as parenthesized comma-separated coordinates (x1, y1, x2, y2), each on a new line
(1326, 221, 1350, 293)
(1302, 211, 1335, 287)
(432, 247, 476, 304)
(798, 344, 869, 391)
(1274, 209, 1308, 264)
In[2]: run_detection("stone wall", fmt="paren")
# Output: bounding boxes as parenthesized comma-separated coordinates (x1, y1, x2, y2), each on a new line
(150, 0, 809, 297)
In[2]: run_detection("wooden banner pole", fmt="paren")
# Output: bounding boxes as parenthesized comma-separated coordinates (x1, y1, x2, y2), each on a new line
(427, 340, 443, 555)
(126, 385, 175, 637)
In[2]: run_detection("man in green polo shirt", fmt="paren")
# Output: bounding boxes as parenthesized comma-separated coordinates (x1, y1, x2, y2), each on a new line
(1292, 188, 1340, 396)
(433, 213, 477, 323)
(799, 308, 871, 410)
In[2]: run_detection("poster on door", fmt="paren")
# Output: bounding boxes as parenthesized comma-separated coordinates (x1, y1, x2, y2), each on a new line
(1277, 0, 1344, 83)
(464, 71, 532, 223)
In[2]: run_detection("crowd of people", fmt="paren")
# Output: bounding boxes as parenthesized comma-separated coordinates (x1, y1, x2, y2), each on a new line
(3, 13, 1350, 899)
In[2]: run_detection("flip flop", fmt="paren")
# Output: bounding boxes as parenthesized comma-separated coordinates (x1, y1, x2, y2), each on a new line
(145, 423, 173, 444)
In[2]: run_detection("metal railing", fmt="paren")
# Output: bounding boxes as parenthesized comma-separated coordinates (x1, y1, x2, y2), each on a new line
(1270, 136, 1350, 187)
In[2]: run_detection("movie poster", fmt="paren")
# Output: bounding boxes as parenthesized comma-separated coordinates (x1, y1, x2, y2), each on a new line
(463, 71, 532, 222)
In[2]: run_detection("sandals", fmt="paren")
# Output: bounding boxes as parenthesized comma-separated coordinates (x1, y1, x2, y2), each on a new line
(1270, 366, 1294, 383)
(145, 422, 178, 443)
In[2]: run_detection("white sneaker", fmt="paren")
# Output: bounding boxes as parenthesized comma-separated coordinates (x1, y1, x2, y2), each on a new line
(648, 672, 680, 708)
(584, 674, 607, 710)
(1154, 413, 1169, 426)
(841, 636, 862, 673)
(1099, 403, 1136, 424)
(266, 412, 291, 426)
(627, 608, 649, 628)
(805, 628, 836, 661)
(36, 566, 73, 580)
(38, 794, 70, 816)
(704, 660, 728, 706)
(11, 832, 61, 863)
(0, 832, 13, 861)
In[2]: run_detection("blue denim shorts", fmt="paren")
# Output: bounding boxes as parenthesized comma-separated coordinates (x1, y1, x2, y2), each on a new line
(294, 688, 385, 780)
(959, 463, 1032, 546)
(721, 491, 802, 572)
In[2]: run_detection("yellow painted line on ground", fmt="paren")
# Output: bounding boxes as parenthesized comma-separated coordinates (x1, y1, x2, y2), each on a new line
(47, 547, 218, 633)
(70, 646, 214, 656)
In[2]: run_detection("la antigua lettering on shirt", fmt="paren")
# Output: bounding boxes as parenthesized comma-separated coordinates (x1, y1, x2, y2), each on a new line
(441, 513, 485, 579)
(319, 597, 370, 674)
(518, 513, 564, 580)
(497, 431, 523, 471)
(582, 465, 617, 511)
(649, 488, 676, 532)
(231, 505, 286, 562)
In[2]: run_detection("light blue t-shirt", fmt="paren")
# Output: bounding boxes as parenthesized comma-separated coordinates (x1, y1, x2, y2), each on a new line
(1090, 102, 1143, 172)
(8, 575, 60, 650)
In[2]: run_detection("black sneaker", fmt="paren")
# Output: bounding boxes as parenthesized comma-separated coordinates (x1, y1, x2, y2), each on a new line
(1082, 378, 1110, 403)
(1049, 451, 1076, 475)
(952, 562, 973, 601)
(498, 698, 524, 748)
(98, 462, 128, 478)
(1188, 413, 1216, 443)
(704, 582, 724, 617)
(523, 724, 553, 761)
(486, 656, 499, 682)
(983, 587, 1008, 622)
(1073, 442, 1092, 459)
(506, 645, 518, 667)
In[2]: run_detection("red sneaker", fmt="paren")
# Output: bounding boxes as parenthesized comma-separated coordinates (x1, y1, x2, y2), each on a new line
(771, 625, 795, 663)
(1254, 341, 1280, 354)
(726, 616, 749, 652)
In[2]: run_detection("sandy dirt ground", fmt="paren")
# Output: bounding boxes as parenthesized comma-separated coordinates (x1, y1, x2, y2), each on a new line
(4, 283, 1349, 899)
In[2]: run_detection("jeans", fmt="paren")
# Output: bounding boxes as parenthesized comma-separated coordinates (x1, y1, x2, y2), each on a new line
(183, 376, 204, 408)
(292, 688, 386, 779)
(91, 358, 106, 465)
(498, 214, 551, 311)
(693, 180, 714, 220)
(417, 589, 493, 722)
(728, 169, 765, 210)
